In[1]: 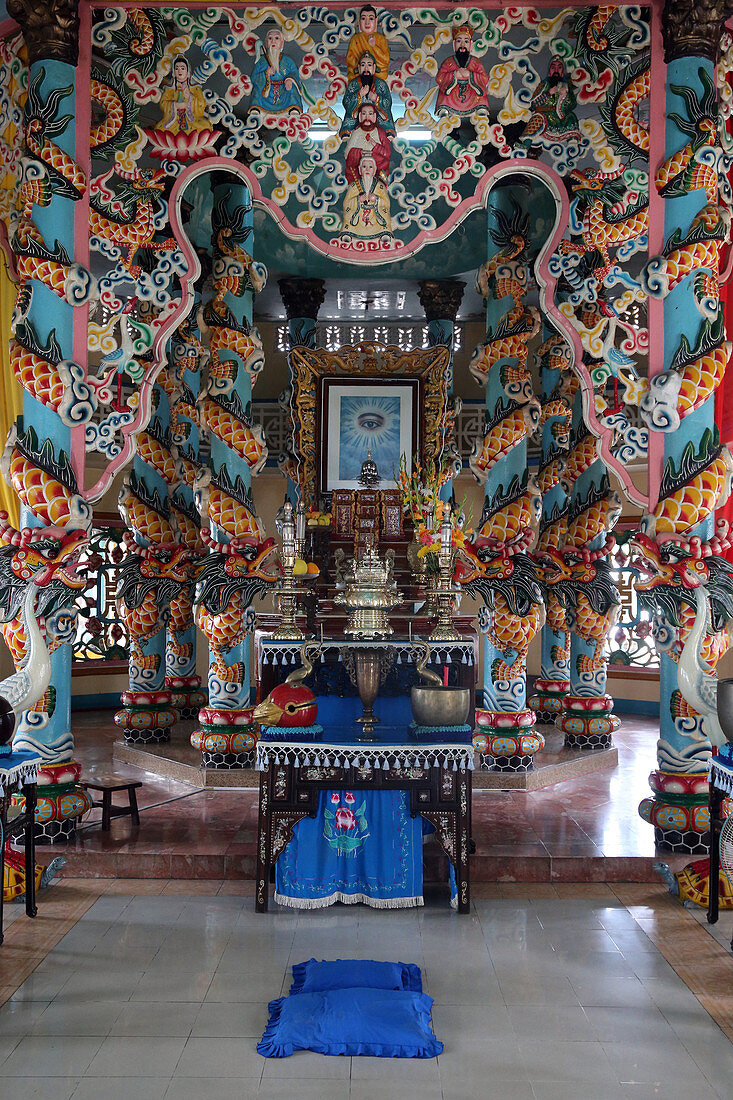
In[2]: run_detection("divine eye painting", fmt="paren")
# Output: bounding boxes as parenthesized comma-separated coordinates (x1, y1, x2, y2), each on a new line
(323, 383, 416, 491)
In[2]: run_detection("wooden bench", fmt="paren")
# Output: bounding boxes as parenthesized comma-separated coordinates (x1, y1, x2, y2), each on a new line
(82, 776, 142, 831)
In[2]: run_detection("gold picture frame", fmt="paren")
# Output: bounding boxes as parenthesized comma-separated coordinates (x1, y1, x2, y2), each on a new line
(289, 342, 452, 509)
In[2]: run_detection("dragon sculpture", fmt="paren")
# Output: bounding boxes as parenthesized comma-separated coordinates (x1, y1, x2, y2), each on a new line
(535, 541, 620, 680)
(632, 530, 733, 903)
(632, 531, 733, 747)
(456, 534, 544, 686)
(89, 166, 176, 276)
(0, 520, 92, 852)
(195, 535, 279, 685)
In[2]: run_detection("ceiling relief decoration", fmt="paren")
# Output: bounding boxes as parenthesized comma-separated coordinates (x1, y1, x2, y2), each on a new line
(76, 4, 652, 502)
(88, 5, 650, 263)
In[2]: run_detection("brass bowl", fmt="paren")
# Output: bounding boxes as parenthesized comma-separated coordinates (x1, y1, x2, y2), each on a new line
(411, 686, 471, 728)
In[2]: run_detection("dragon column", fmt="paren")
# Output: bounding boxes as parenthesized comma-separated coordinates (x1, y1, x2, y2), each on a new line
(466, 192, 544, 773)
(529, 329, 574, 725)
(166, 304, 207, 721)
(114, 324, 186, 748)
(554, 328, 622, 753)
(636, 3, 733, 853)
(192, 181, 277, 770)
(2, 2, 97, 840)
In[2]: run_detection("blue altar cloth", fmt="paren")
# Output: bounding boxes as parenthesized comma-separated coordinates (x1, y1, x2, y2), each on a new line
(275, 789, 425, 909)
(0, 748, 41, 794)
(272, 723, 461, 910)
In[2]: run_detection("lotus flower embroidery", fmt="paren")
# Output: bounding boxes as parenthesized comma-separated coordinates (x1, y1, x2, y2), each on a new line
(323, 794, 369, 857)
(335, 806, 357, 830)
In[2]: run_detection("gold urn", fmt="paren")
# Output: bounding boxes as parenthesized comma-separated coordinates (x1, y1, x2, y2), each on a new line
(334, 546, 403, 639)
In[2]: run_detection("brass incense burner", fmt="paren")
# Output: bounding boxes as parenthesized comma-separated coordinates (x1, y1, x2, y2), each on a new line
(334, 544, 403, 640)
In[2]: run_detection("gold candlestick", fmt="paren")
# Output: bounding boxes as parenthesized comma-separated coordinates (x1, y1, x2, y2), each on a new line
(274, 501, 304, 641)
(429, 503, 462, 643)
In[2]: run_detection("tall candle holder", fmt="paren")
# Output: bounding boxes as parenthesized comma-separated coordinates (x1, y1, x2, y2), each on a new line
(295, 499, 307, 560)
(273, 500, 304, 641)
(429, 503, 462, 643)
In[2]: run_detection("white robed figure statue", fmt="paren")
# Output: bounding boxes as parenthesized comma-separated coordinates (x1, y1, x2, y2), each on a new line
(341, 152, 392, 240)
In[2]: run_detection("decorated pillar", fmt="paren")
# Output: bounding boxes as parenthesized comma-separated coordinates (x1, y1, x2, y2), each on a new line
(166, 305, 207, 720)
(464, 190, 544, 772)
(3, 0, 95, 840)
(418, 279, 465, 498)
(192, 181, 277, 769)
(529, 330, 573, 724)
(636, 0, 733, 851)
(555, 343, 622, 751)
(278, 278, 326, 505)
(114, 347, 185, 746)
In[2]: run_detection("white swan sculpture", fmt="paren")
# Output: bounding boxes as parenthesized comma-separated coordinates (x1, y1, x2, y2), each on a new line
(677, 585, 729, 751)
(0, 580, 52, 743)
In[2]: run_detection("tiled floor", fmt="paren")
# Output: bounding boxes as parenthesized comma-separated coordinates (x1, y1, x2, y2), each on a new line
(40, 711, 687, 881)
(0, 880, 732, 1099)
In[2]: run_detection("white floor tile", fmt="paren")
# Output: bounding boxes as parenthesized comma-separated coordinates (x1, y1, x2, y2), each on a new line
(71, 1078, 170, 1100)
(109, 1001, 200, 1037)
(1, 1036, 104, 1077)
(174, 1036, 265, 1078)
(87, 1036, 187, 1078)
(7, 1078, 80, 1100)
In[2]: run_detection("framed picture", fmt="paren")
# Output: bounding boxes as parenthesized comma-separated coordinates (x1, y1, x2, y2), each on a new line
(320, 378, 419, 493)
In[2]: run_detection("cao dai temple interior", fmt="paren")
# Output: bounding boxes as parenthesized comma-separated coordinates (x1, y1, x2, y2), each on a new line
(1, 0, 733, 1096)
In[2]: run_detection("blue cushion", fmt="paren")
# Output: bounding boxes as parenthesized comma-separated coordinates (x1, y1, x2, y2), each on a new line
(257, 988, 443, 1058)
(290, 958, 422, 995)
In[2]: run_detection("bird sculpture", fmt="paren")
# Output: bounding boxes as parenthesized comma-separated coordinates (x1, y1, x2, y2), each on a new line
(252, 642, 321, 727)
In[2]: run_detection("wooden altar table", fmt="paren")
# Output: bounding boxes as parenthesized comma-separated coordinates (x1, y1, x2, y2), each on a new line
(256, 736, 473, 914)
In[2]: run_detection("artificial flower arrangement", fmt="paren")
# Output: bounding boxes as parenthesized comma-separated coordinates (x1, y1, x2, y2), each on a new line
(396, 453, 472, 574)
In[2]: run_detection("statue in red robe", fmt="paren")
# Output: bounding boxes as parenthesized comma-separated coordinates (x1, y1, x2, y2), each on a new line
(344, 102, 392, 183)
(435, 25, 491, 118)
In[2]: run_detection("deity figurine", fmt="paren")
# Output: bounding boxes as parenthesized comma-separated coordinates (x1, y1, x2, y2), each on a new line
(435, 26, 491, 118)
(341, 50, 396, 138)
(341, 152, 392, 239)
(346, 4, 390, 84)
(519, 56, 581, 150)
(158, 56, 211, 134)
(250, 26, 303, 115)
(344, 102, 392, 183)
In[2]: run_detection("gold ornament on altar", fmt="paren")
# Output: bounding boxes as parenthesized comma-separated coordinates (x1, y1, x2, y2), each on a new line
(334, 540, 403, 639)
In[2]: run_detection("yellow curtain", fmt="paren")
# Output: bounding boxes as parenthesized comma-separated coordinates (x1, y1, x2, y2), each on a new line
(0, 256, 21, 527)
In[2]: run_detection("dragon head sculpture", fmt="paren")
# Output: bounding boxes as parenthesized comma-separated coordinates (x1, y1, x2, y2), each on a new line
(0, 518, 88, 625)
(455, 534, 544, 617)
(631, 531, 733, 633)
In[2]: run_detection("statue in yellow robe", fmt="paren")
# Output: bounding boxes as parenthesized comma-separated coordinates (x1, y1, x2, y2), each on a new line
(159, 57, 211, 134)
(341, 152, 392, 239)
(346, 5, 390, 84)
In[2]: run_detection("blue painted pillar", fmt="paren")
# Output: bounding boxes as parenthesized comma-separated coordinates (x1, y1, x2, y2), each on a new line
(8, 48, 95, 841)
(529, 328, 572, 723)
(167, 300, 207, 720)
(192, 181, 269, 769)
(639, 44, 724, 852)
(470, 188, 543, 772)
(555, 345, 620, 752)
